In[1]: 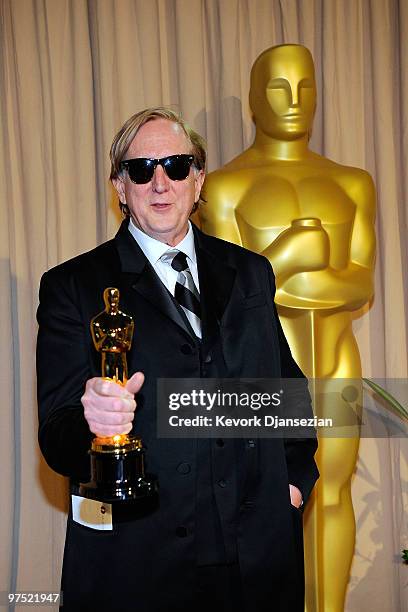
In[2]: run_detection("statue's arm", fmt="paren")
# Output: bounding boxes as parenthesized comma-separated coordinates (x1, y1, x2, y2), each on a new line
(276, 171, 376, 311)
(200, 173, 243, 245)
(344, 168, 376, 294)
(329, 170, 376, 308)
(261, 221, 330, 283)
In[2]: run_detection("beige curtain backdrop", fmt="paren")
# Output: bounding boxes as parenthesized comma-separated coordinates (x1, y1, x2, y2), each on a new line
(0, 0, 407, 610)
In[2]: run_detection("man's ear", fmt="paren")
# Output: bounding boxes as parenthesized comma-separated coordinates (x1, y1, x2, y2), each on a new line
(112, 177, 126, 204)
(194, 170, 205, 203)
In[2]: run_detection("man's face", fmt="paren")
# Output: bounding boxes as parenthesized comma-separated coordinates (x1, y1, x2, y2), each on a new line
(113, 118, 205, 246)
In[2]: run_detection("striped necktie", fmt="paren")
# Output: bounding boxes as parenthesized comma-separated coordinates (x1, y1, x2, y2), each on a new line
(161, 249, 201, 338)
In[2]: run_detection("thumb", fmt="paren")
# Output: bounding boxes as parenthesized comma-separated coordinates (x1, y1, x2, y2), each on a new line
(125, 371, 145, 396)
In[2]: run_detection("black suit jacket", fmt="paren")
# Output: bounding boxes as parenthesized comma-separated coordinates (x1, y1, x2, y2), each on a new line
(37, 220, 318, 612)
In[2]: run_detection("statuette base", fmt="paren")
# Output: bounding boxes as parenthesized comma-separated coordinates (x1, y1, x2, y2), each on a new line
(79, 436, 158, 503)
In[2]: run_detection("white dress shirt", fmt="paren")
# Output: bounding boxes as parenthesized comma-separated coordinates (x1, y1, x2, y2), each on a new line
(128, 218, 200, 296)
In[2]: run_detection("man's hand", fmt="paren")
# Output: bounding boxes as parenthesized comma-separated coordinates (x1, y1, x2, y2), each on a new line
(81, 372, 145, 437)
(289, 484, 303, 508)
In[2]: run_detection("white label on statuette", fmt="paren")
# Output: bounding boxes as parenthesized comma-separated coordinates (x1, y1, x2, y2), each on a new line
(71, 495, 113, 531)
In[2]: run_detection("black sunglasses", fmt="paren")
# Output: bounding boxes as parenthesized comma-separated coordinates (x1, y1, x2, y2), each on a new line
(120, 154, 195, 184)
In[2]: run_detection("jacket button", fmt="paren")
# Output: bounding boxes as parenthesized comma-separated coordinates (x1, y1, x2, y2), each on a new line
(180, 344, 194, 355)
(176, 526, 188, 538)
(204, 354, 212, 363)
(176, 462, 191, 475)
(218, 479, 227, 488)
(216, 438, 224, 447)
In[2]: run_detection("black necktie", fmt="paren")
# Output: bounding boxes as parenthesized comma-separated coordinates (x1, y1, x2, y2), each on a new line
(161, 249, 201, 338)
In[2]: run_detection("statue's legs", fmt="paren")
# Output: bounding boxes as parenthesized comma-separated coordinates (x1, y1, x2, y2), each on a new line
(281, 310, 361, 612)
(312, 424, 360, 611)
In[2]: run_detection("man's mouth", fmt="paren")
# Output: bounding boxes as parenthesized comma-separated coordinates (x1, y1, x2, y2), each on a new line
(151, 203, 172, 210)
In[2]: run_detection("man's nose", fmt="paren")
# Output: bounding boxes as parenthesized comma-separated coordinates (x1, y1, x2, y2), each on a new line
(151, 163, 170, 192)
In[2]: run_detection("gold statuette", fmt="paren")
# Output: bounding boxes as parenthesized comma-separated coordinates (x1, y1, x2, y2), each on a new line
(79, 287, 158, 502)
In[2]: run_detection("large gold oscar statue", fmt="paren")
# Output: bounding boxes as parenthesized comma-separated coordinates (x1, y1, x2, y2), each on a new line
(200, 44, 376, 612)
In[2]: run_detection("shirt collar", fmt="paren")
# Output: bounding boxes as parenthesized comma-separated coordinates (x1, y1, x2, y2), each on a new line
(128, 218, 197, 267)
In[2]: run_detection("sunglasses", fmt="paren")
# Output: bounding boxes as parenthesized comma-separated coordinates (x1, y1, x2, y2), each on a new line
(120, 154, 195, 184)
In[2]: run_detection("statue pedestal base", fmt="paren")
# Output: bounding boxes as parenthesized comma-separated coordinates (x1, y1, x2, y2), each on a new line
(79, 435, 158, 503)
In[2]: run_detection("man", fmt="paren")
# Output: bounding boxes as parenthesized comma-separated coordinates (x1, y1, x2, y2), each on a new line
(37, 107, 318, 612)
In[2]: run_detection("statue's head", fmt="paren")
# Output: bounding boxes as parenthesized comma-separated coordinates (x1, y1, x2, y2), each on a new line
(104, 287, 120, 312)
(249, 44, 316, 141)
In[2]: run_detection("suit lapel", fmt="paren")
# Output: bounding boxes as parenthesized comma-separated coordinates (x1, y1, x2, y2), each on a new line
(193, 225, 236, 352)
(114, 220, 192, 339)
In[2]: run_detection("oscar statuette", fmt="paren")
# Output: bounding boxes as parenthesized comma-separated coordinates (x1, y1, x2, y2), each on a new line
(79, 287, 158, 502)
